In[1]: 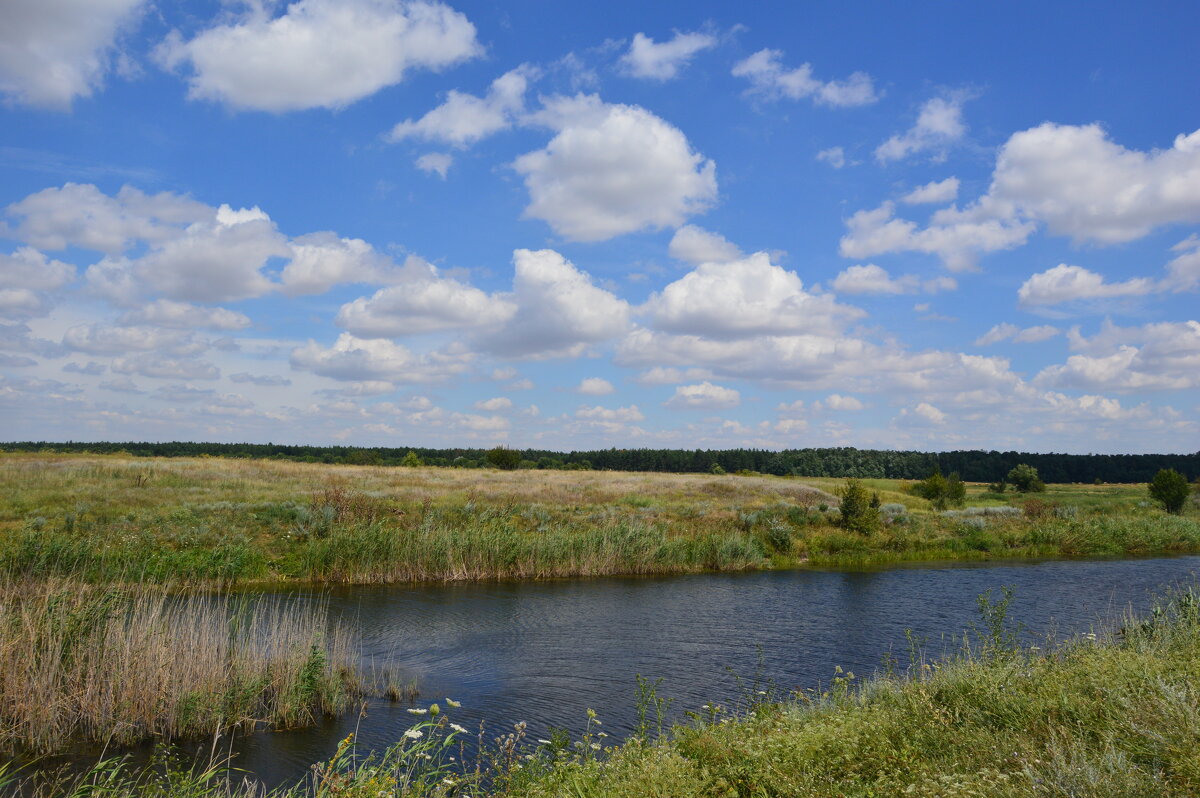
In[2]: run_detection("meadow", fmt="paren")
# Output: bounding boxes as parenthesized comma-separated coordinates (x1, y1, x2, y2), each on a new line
(1, 453, 1196, 586)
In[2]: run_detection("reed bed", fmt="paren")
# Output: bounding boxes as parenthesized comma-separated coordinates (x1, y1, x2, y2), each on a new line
(0, 578, 361, 754)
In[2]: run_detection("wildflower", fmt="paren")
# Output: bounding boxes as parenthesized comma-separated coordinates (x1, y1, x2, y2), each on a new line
(442, 778, 456, 786)
(445, 698, 461, 708)
(429, 703, 440, 716)
(537, 739, 552, 745)
(406, 708, 428, 715)
(403, 729, 423, 740)
(450, 723, 467, 733)
(589, 743, 601, 750)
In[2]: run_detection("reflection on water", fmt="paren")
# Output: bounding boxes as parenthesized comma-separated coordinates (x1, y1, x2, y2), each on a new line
(44, 557, 1200, 789)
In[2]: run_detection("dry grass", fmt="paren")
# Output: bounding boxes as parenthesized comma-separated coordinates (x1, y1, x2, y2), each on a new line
(0, 577, 362, 754)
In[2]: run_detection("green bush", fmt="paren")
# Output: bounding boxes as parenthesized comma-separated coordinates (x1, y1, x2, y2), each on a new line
(837, 478, 879, 535)
(1006, 463, 1046, 493)
(1149, 468, 1191, 514)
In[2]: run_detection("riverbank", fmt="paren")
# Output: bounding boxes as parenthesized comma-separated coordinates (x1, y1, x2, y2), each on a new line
(1, 453, 1197, 585)
(10, 586, 1200, 796)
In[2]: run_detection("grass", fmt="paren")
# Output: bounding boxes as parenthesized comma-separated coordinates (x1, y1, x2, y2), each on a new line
(9, 586, 1200, 797)
(0, 453, 1197, 585)
(0, 577, 366, 755)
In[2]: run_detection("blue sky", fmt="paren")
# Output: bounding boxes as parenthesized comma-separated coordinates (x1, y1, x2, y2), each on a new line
(1, 0, 1197, 453)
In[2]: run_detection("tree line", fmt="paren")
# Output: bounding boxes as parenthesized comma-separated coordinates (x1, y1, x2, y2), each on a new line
(3, 440, 1198, 484)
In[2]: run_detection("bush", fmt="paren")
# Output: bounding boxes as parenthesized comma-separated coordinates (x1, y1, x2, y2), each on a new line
(910, 470, 966, 510)
(400, 451, 423, 467)
(484, 446, 522, 470)
(837, 479, 879, 535)
(1149, 468, 1191, 514)
(1006, 463, 1046, 493)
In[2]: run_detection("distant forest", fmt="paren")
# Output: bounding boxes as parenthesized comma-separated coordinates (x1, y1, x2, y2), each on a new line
(4, 440, 1198, 483)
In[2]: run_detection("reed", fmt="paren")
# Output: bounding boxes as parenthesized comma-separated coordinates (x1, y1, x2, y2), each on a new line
(0, 578, 361, 754)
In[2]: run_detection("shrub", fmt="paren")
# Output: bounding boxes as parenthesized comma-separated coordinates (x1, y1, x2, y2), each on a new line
(911, 470, 966, 510)
(1007, 463, 1046, 493)
(1149, 468, 1191, 514)
(837, 478, 879, 535)
(484, 446, 522, 470)
(400, 451, 423, 467)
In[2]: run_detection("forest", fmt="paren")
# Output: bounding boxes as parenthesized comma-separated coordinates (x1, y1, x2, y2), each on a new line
(3, 440, 1197, 483)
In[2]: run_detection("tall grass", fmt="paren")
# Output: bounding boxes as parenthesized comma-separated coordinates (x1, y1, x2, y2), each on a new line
(0, 578, 362, 754)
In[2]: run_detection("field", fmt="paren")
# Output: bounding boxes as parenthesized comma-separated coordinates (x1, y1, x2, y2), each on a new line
(1, 452, 1197, 586)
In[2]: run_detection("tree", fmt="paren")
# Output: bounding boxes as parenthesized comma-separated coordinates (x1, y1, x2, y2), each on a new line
(401, 451, 423, 467)
(837, 478, 879, 534)
(1006, 464, 1045, 493)
(1149, 468, 1190, 514)
(484, 446, 522, 470)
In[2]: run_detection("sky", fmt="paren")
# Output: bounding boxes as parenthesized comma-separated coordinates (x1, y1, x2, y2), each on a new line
(1, 0, 1198, 454)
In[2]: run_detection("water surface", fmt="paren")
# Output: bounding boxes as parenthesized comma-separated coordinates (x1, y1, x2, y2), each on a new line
(215, 555, 1200, 788)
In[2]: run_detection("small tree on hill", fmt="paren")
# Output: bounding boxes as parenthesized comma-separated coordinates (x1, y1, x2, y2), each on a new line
(1149, 468, 1190, 514)
(1006, 464, 1046, 493)
(838, 478, 879, 534)
(485, 446, 522, 470)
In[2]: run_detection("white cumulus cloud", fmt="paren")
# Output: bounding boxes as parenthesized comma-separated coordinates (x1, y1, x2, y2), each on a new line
(0, 0, 148, 109)
(576, 377, 615, 395)
(155, 0, 481, 112)
(387, 65, 534, 146)
(876, 96, 967, 163)
(618, 31, 716, 81)
(732, 49, 878, 107)
(668, 225, 743, 264)
(514, 94, 717, 242)
(901, 177, 960, 205)
(646, 252, 862, 339)
(663, 381, 740, 409)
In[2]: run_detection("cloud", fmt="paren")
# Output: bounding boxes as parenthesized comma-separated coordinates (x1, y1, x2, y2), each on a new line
(0, 246, 76, 290)
(279, 233, 395, 296)
(1034, 320, 1200, 391)
(732, 49, 878, 107)
(575, 404, 645, 422)
(5, 183, 209, 254)
(335, 257, 514, 336)
(387, 65, 534, 146)
(155, 0, 481, 112)
(0, 0, 147, 109)
(0, 321, 65, 357)
(832, 263, 955, 295)
(988, 124, 1200, 244)
(645, 252, 862, 339)
(667, 225, 743, 264)
(473, 396, 512, 411)
(111, 353, 220, 380)
(901, 177, 960, 205)
(62, 361, 106, 375)
(663, 381, 740, 409)
(478, 248, 630, 358)
(575, 377, 615, 395)
(817, 394, 864, 411)
(118, 299, 251, 330)
(633, 366, 712, 385)
(229, 372, 292, 387)
(975, 323, 1059, 346)
(1017, 263, 1155, 307)
(92, 204, 290, 303)
(514, 94, 717, 241)
(618, 31, 716, 81)
(899, 402, 947, 425)
(876, 96, 967, 163)
(415, 152, 453, 178)
(290, 332, 473, 382)
(838, 200, 1034, 272)
(62, 323, 207, 356)
(816, 147, 845, 169)
(0, 246, 76, 319)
